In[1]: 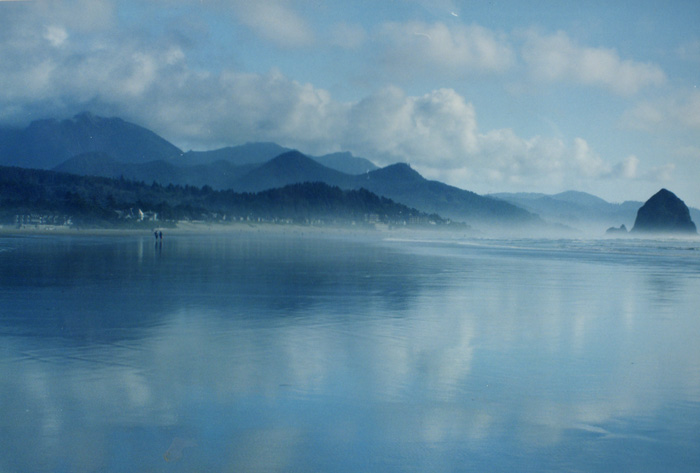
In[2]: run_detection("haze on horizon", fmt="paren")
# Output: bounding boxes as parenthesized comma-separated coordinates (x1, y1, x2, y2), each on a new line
(1, 0, 698, 208)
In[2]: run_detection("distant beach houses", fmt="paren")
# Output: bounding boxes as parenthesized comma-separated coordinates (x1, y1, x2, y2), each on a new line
(115, 208, 158, 222)
(14, 214, 73, 229)
(14, 208, 158, 229)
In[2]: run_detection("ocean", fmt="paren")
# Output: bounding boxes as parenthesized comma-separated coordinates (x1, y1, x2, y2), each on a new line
(1, 231, 699, 472)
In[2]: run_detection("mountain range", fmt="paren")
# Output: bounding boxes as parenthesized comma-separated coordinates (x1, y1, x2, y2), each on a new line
(490, 190, 700, 233)
(2, 112, 698, 233)
(0, 112, 537, 228)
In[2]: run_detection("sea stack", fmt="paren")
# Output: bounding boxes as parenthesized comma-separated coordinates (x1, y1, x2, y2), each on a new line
(606, 224, 628, 235)
(631, 189, 697, 234)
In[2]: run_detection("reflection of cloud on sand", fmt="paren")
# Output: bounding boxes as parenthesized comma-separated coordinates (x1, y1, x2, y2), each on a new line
(225, 428, 303, 472)
(164, 437, 197, 462)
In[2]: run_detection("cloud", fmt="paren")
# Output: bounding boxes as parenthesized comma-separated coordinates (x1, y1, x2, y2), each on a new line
(43, 26, 68, 47)
(343, 87, 479, 167)
(621, 89, 700, 131)
(339, 88, 651, 193)
(614, 155, 639, 180)
(521, 30, 666, 95)
(378, 21, 514, 76)
(228, 0, 314, 48)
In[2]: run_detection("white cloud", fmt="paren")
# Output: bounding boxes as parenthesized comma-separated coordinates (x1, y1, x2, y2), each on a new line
(339, 88, 646, 192)
(43, 26, 68, 47)
(229, 0, 314, 48)
(571, 137, 611, 178)
(621, 89, 700, 131)
(521, 30, 666, 95)
(615, 155, 639, 180)
(379, 21, 514, 76)
(344, 87, 479, 167)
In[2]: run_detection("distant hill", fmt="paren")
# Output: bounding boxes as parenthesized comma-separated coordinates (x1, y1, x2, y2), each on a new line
(220, 154, 537, 226)
(314, 151, 378, 174)
(491, 191, 640, 230)
(172, 142, 291, 167)
(2, 112, 377, 175)
(355, 164, 537, 226)
(174, 143, 378, 175)
(0, 165, 448, 228)
(54, 152, 254, 189)
(0, 112, 182, 168)
(551, 190, 611, 207)
(491, 190, 700, 234)
(228, 151, 353, 192)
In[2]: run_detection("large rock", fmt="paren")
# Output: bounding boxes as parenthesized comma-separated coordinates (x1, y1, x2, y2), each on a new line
(631, 189, 697, 234)
(606, 224, 628, 235)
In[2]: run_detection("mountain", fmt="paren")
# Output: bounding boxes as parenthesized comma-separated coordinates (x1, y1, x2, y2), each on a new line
(219, 155, 536, 226)
(313, 151, 378, 174)
(1, 111, 377, 175)
(228, 151, 353, 192)
(174, 143, 378, 175)
(0, 112, 182, 169)
(55, 149, 537, 227)
(631, 189, 697, 234)
(490, 191, 644, 231)
(53, 152, 125, 176)
(54, 152, 254, 189)
(355, 164, 537, 225)
(551, 190, 611, 207)
(172, 142, 291, 167)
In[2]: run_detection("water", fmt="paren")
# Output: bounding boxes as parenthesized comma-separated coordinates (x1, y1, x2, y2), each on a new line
(1, 232, 699, 472)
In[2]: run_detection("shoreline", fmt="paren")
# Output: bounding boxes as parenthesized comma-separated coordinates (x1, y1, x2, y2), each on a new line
(0, 221, 471, 240)
(2, 223, 697, 245)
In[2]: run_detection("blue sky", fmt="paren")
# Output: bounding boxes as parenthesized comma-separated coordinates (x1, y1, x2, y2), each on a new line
(1, 0, 699, 206)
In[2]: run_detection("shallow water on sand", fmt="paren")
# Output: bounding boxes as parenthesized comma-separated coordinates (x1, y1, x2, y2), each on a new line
(1, 233, 699, 472)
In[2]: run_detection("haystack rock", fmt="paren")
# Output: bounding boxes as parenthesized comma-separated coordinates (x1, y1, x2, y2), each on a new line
(631, 189, 697, 234)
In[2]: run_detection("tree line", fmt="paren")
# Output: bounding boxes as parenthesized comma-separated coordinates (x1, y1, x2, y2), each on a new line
(0, 166, 448, 228)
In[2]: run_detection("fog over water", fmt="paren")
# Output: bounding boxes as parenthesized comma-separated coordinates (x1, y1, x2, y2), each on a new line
(1, 232, 699, 472)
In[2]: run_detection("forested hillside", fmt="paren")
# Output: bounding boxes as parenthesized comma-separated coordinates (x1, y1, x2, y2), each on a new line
(0, 166, 449, 229)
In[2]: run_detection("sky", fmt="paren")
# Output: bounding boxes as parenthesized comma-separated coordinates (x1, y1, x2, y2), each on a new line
(1, 0, 699, 206)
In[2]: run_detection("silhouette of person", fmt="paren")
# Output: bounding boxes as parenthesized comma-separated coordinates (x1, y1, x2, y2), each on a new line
(159, 231, 163, 240)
